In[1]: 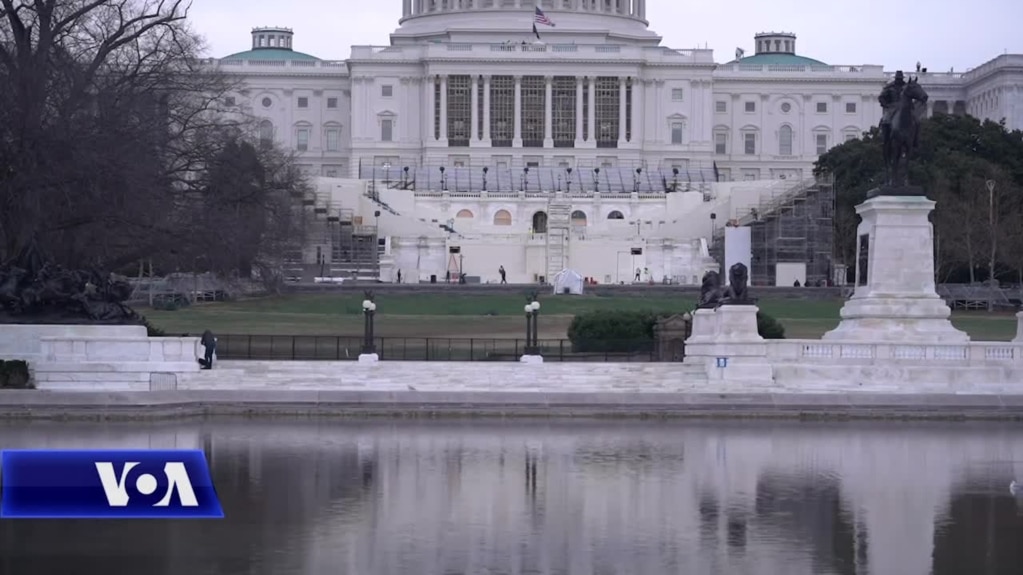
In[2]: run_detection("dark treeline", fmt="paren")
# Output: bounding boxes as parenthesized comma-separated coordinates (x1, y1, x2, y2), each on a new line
(0, 0, 309, 289)
(815, 114, 1023, 284)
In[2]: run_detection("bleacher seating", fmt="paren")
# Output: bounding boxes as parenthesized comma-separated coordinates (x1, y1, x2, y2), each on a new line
(360, 164, 717, 194)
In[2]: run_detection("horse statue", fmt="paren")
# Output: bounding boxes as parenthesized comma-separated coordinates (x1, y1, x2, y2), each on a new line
(883, 76, 928, 187)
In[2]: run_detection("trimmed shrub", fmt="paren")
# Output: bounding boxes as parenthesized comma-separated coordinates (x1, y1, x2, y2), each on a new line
(0, 360, 33, 389)
(757, 310, 786, 339)
(567, 308, 786, 352)
(141, 316, 166, 337)
(567, 310, 668, 353)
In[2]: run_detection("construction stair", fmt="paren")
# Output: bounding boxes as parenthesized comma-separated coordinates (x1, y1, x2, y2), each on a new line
(545, 199, 571, 283)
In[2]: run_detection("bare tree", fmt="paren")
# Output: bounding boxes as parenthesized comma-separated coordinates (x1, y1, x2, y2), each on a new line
(0, 0, 244, 266)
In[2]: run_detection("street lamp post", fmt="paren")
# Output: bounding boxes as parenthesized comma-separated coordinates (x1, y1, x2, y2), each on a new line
(523, 297, 541, 356)
(986, 179, 997, 312)
(360, 290, 378, 361)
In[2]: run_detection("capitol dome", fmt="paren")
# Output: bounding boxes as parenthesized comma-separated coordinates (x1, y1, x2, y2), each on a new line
(392, 0, 660, 45)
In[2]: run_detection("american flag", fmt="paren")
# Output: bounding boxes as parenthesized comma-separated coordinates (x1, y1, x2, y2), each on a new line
(534, 7, 555, 27)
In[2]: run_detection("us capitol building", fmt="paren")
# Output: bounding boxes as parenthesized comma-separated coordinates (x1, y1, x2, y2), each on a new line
(213, 2, 1023, 286)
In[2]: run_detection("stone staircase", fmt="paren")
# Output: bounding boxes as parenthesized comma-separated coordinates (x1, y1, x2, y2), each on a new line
(177, 360, 711, 392)
(545, 200, 572, 282)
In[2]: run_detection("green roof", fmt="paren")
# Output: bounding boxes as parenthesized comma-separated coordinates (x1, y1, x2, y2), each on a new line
(222, 48, 320, 61)
(730, 53, 827, 67)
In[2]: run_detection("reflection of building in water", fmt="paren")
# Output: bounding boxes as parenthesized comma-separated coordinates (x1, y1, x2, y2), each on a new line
(297, 422, 1023, 575)
(3, 421, 1023, 574)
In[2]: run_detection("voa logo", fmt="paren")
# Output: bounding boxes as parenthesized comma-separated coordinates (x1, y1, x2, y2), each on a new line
(95, 461, 199, 507)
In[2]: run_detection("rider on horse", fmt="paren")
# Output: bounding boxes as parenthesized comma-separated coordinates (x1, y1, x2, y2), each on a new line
(878, 70, 906, 146)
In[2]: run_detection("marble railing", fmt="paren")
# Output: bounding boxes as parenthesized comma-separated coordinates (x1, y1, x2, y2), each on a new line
(768, 340, 1020, 365)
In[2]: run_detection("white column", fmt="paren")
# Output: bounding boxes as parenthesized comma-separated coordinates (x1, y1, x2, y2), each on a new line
(587, 77, 596, 143)
(402, 0, 411, 17)
(544, 76, 553, 145)
(637, 0, 645, 18)
(513, 75, 522, 145)
(575, 76, 584, 144)
(471, 76, 480, 143)
(424, 76, 434, 142)
(633, 78, 643, 144)
(618, 77, 627, 145)
(439, 75, 448, 142)
(483, 75, 491, 142)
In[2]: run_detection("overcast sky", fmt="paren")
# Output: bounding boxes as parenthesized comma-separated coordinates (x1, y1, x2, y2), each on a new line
(188, 0, 1020, 71)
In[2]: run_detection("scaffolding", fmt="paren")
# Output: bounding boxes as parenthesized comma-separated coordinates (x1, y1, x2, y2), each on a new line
(710, 176, 835, 287)
(282, 189, 381, 283)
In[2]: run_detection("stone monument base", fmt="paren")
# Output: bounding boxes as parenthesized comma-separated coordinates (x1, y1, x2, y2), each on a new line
(0, 324, 200, 391)
(519, 354, 544, 364)
(358, 353, 379, 364)
(684, 305, 773, 384)
(866, 184, 927, 199)
(823, 296, 969, 342)
(824, 193, 968, 343)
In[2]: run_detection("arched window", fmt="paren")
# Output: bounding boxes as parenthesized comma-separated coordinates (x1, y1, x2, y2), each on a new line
(778, 125, 793, 156)
(456, 209, 474, 219)
(532, 211, 548, 233)
(570, 210, 587, 226)
(607, 210, 625, 220)
(493, 209, 512, 226)
(258, 120, 274, 148)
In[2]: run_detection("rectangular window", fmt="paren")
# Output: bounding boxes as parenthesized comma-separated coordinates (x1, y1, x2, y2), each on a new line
(381, 85, 393, 97)
(816, 102, 827, 113)
(552, 76, 576, 148)
(671, 88, 684, 101)
(715, 101, 727, 113)
(744, 101, 755, 113)
(326, 128, 340, 151)
(846, 102, 857, 113)
(297, 97, 308, 108)
(594, 76, 619, 148)
(520, 76, 545, 148)
(489, 75, 514, 147)
(296, 128, 309, 151)
(327, 97, 338, 109)
(446, 75, 472, 147)
(844, 133, 857, 142)
(670, 122, 684, 145)
(744, 133, 756, 155)
(816, 133, 828, 154)
(381, 119, 393, 142)
(715, 133, 727, 154)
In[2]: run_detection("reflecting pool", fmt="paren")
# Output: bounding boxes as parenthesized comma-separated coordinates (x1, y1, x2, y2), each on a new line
(1, 418, 1022, 574)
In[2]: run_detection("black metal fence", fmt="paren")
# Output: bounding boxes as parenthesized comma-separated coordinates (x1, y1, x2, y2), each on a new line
(213, 334, 658, 362)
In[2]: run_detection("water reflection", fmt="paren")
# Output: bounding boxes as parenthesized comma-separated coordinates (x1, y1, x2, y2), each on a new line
(0, 419, 1021, 574)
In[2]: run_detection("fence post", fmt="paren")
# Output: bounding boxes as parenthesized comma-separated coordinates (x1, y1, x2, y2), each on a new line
(559, 339, 564, 362)
(291, 337, 297, 360)
(470, 338, 475, 361)
(336, 336, 340, 360)
(247, 335, 252, 360)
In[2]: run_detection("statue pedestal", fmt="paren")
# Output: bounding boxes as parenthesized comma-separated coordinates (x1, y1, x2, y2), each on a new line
(685, 306, 772, 384)
(686, 309, 719, 342)
(824, 194, 968, 343)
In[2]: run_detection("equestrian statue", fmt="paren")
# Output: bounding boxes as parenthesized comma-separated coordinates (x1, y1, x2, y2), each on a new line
(878, 70, 929, 189)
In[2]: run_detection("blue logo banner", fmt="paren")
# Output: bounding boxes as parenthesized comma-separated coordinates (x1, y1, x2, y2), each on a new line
(0, 449, 224, 519)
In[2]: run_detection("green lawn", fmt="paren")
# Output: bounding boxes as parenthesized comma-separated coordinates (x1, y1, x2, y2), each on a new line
(142, 293, 1020, 341)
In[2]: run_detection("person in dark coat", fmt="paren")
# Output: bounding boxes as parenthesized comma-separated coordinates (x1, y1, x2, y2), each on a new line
(199, 330, 217, 369)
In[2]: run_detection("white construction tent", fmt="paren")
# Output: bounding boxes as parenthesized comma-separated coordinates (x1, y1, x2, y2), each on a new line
(553, 269, 584, 295)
